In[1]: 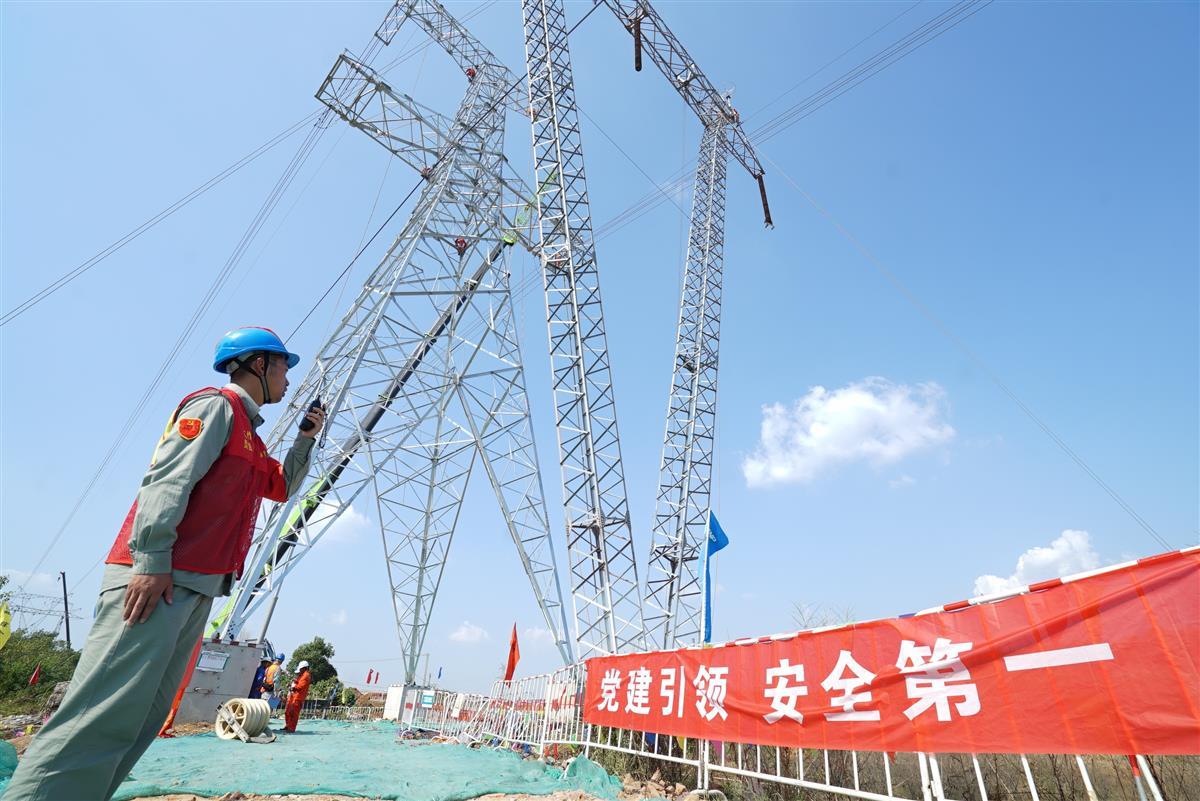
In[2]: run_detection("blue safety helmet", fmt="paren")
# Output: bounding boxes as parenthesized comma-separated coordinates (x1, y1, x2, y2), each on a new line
(212, 327, 300, 374)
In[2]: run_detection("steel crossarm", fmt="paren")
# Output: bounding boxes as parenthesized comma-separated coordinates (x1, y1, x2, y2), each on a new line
(375, 0, 526, 116)
(521, 0, 646, 658)
(316, 54, 539, 253)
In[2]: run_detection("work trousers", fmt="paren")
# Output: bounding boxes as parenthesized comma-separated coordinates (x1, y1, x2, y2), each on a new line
(2, 584, 212, 801)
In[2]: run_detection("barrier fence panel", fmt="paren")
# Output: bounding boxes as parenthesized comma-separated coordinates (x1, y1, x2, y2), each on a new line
(475, 671, 559, 750)
(697, 742, 1184, 801)
(543, 663, 587, 746)
(298, 703, 380, 721)
(441, 692, 490, 737)
(409, 688, 452, 732)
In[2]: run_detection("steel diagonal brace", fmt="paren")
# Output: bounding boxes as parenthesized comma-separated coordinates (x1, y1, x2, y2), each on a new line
(375, 0, 526, 116)
(602, 0, 773, 227)
(317, 54, 539, 253)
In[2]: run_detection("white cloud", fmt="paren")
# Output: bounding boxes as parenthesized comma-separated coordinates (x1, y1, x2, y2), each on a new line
(889, 474, 917, 489)
(450, 620, 489, 643)
(523, 626, 553, 644)
(309, 500, 372, 545)
(742, 378, 954, 487)
(1, 570, 60, 594)
(310, 608, 349, 626)
(973, 530, 1101, 596)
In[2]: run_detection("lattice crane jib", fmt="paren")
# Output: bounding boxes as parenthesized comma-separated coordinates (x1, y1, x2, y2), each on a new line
(598, 0, 772, 649)
(215, 1, 573, 675)
(521, 0, 646, 658)
(645, 121, 727, 649)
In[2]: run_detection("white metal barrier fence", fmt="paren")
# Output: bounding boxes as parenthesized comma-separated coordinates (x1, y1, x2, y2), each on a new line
(416, 664, 1190, 801)
(297, 703, 380, 721)
(408, 688, 491, 736)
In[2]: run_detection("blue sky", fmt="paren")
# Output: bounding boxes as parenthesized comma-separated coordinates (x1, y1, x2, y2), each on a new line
(2, 1, 1196, 693)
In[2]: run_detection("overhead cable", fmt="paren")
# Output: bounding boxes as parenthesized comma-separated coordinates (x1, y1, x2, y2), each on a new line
(0, 112, 321, 328)
(594, 0, 992, 243)
(21, 117, 334, 590)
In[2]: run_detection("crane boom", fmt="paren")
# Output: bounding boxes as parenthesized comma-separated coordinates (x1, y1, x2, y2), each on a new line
(602, 0, 772, 226)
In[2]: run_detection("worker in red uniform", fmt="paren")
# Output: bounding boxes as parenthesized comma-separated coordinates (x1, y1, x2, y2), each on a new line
(284, 660, 312, 732)
(4, 327, 324, 801)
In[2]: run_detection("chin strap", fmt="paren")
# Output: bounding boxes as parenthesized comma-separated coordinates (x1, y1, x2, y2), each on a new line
(230, 353, 273, 404)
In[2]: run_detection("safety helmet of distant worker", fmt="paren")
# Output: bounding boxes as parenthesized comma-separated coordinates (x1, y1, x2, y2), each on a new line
(297, 661, 310, 671)
(212, 327, 300, 404)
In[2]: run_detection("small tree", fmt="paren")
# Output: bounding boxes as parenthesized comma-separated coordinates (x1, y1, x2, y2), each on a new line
(311, 677, 340, 701)
(0, 575, 81, 714)
(284, 636, 337, 690)
(0, 630, 80, 715)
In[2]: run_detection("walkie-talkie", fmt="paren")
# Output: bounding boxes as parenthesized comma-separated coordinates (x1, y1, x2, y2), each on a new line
(299, 396, 324, 432)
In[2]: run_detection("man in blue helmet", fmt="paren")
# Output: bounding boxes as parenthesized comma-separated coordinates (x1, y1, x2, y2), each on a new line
(4, 327, 325, 801)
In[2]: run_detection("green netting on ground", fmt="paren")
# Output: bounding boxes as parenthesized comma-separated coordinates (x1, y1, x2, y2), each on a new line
(0, 741, 17, 781)
(97, 720, 620, 801)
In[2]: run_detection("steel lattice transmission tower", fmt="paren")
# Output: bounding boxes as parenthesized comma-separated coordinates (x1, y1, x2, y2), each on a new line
(214, 0, 573, 681)
(602, 0, 772, 650)
(521, 0, 647, 658)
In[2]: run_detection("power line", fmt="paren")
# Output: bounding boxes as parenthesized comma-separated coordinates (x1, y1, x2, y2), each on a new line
(0, 0, 480, 329)
(456, 2, 978, 358)
(20, 117, 334, 591)
(752, 1, 992, 144)
(744, 0, 924, 121)
(286, 181, 421, 342)
(0, 112, 321, 328)
(593, 0, 992, 243)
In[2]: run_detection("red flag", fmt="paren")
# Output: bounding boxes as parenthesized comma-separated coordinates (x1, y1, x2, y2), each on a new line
(503, 623, 520, 681)
(159, 637, 203, 737)
(27, 663, 41, 686)
(374, 671, 381, 684)
(365, 669, 374, 684)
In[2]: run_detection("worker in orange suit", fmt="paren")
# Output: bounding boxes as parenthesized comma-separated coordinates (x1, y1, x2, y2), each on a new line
(283, 661, 312, 732)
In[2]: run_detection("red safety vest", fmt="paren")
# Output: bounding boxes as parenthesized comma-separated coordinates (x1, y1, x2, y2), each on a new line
(106, 387, 288, 577)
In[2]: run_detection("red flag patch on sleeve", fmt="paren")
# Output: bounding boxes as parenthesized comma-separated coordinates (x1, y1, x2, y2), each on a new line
(177, 418, 203, 440)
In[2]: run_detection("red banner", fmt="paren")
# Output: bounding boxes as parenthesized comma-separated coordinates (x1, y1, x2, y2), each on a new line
(585, 550, 1200, 755)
